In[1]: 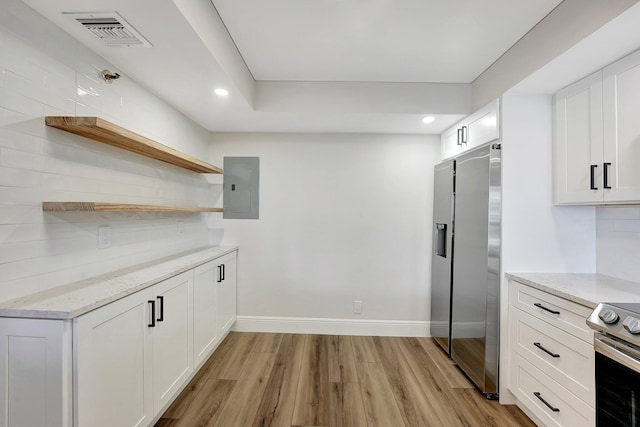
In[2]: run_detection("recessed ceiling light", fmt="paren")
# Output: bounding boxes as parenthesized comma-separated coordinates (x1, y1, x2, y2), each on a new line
(214, 88, 229, 97)
(422, 116, 435, 124)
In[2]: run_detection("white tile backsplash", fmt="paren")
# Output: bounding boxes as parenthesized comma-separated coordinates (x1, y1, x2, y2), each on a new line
(0, 0, 219, 303)
(597, 207, 640, 282)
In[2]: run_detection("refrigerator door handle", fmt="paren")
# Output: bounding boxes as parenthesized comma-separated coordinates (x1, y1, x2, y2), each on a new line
(435, 223, 447, 257)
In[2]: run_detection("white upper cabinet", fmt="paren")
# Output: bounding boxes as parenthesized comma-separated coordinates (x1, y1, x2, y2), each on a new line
(554, 49, 640, 204)
(441, 99, 500, 160)
(441, 125, 464, 160)
(466, 100, 500, 147)
(602, 50, 640, 202)
(554, 72, 604, 204)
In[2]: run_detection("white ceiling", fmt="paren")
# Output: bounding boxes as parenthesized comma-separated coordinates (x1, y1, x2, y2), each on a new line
(18, 0, 640, 134)
(212, 0, 561, 83)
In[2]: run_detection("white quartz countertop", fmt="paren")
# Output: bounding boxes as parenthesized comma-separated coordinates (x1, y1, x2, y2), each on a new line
(0, 246, 238, 319)
(506, 272, 640, 309)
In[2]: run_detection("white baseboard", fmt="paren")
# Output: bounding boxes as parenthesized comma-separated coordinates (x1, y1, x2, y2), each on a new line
(233, 315, 430, 337)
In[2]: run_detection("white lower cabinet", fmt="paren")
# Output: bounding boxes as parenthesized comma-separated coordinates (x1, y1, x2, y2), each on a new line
(193, 261, 219, 368)
(193, 251, 238, 369)
(75, 287, 154, 427)
(149, 271, 193, 412)
(511, 353, 594, 427)
(0, 249, 237, 427)
(0, 318, 72, 427)
(216, 252, 237, 335)
(508, 280, 595, 426)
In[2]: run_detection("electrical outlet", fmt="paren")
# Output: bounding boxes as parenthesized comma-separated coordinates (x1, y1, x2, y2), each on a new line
(98, 226, 111, 249)
(177, 220, 184, 235)
(353, 300, 363, 314)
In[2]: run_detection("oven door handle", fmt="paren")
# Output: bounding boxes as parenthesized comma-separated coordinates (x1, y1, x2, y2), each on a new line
(595, 334, 640, 373)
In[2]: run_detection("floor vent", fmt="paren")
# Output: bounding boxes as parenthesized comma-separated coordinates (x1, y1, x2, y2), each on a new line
(64, 12, 152, 48)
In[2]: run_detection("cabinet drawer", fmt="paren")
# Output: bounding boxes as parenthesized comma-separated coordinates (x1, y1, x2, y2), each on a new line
(509, 280, 593, 343)
(510, 307, 594, 405)
(510, 353, 594, 427)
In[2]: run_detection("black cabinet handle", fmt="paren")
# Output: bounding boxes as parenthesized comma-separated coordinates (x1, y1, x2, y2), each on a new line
(534, 303, 560, 315)
(603, 162, 611, 189)
(534, 342, 560, 358)
(457, 128, 463, 146)
(148, 300, 156, 327)
(157, 296, 164, 322)
(590, 164, 598, 190)
(217, 265, 223, 283)
(534, 392, 560, 412)
(461, 126, 468, 144)
(221, 264, 226, 281)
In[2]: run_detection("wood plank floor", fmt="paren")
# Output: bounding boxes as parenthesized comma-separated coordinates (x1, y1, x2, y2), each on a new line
(155, 332, 535, 427)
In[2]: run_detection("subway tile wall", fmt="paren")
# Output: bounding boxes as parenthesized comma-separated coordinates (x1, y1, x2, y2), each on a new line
(596, 207, 640, 282)
(0, 1, 222, 303)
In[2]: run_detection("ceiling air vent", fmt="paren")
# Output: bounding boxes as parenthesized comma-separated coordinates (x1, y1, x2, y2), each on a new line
(64, 12, 152, 48)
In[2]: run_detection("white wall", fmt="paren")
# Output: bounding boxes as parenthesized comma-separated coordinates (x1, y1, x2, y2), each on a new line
(208, 132, 439, 330)
(596, 207, 640, 282)
(501, 95, 597, 274)
(0, 0, 215, 303)
(499, 93, 597, 402)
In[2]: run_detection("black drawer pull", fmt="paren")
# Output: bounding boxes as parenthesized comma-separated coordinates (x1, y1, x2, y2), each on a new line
(148, 300, 156, 327)
(534, 342, 560, 358)
(157, 296, 164, 322)
(217, 265, 223, 283)
(534, 303, 560, 315)
(590, 164, 598, 190)
(534, 392, 560, 412)
(221, 263, 226, 281)
(603, 162, 611, 189)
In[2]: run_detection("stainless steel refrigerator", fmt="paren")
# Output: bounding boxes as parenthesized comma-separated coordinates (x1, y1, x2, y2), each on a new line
(429, 143, 501, 399)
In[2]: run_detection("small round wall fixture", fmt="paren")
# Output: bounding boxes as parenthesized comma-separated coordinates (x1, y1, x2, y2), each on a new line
(214, 88, 229, 97)
(101, 69, 121, 84)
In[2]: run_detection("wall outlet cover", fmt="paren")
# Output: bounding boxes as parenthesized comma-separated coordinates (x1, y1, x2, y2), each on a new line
(98, 225, 111, 249)
(353, 300, 363, 314)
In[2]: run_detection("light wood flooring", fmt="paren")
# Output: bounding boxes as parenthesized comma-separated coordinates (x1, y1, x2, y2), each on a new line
(155, 332, 535, 427)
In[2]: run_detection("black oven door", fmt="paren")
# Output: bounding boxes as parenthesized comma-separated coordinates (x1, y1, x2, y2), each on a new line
(595, 334, 640, 427)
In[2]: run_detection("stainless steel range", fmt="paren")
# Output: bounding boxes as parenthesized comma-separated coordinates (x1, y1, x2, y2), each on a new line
(587, 303, 640, 426)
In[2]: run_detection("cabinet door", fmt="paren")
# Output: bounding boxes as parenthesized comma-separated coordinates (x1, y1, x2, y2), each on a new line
(441, 124, 464, 160)
(217, 252, 237, 335)
(466, 99, 500, 149)
(553, 71, 604, 204)
(151, 271, 193, 412)
(0, 318, 70, 427)
(603, 49, 640, 202)
(74, 288, 154, 427)
(193, 260, 218, 368)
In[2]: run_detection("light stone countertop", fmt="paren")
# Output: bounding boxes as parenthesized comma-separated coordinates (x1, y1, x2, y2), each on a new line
(506, 272, 640, 309)
(0, 246, 238, 319)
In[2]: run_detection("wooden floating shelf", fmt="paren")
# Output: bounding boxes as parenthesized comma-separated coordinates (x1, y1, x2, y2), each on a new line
(45, 116, 223, 174)
(43, 202, 223, 213)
